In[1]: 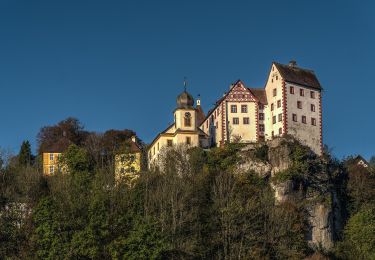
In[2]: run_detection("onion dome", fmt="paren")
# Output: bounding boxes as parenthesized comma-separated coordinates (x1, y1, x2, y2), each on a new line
(176, 90, 194, 109)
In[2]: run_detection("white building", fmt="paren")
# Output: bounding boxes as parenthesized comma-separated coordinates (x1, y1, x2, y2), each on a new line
(149, 61, 323, 165)
(200, 60, 323, 155)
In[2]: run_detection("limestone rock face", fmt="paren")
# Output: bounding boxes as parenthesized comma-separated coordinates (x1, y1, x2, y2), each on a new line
(236, 157, 272, 178)
(267, 138, 292, 175)
(271, 180, 295, 204)
(307, 203, 334, 250)
(237, 137, 337, 252)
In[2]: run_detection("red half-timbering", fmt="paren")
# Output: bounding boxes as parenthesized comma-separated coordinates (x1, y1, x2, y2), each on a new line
(282, 80, 288, 135)
(319, 92, 323, 154)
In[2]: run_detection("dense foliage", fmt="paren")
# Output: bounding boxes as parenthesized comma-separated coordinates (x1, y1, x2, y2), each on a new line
(0, 119, 374, 259)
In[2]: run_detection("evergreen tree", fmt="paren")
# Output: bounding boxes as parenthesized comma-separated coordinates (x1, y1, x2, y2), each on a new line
(18, 140, 32, 167)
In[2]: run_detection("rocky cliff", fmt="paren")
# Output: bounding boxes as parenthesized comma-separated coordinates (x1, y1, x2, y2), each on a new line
(236, 136, 341, 252)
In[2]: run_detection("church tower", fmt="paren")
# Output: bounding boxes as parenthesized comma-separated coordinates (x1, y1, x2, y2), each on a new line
(174, 90, 197, 131)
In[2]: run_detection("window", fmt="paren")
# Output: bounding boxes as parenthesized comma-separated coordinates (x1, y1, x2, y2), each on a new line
(302, 115, 307, 124)
(279, 128, 282, 135)
(300, 89, 304, 96)
(297, 101, 302, 109)
(311, 118, 317, 126)
(241, 105, 248, 113)
(233, 117, 239, 125)
(311, 104, 315, 112)
(184, 112, 191, 127)
(49, 153, 54, 161)
(273, 88, 277, 97)
(276, 75, 278, 80)
(186, 137, 191, 145)
(216, 122, 218, 129)
(292, 113, 297, 122)
(167, 139, 173, 147)
(310, 91, 315, 99)
(231, 105, 237, 113)
(259, 113, 264, 120)
(277, 100, 281, 108)
(259, 104, 264, 110)
(290, 86, 295, 94)
(272, 116, 276, 124)
(243, 117, 249, 124)
(271, 103, 274, 111)
(259, 124, 265, 132)
(278, 114, 282, 122)
(272, 131, 274, 138)
(49, 165, 54, 174)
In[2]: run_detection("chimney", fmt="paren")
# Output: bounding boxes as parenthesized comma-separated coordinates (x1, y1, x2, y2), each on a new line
(131, 136, 137, 143)
(229, 84, 234, 90)
(289, 60, 297, 67)
(223, 92, 227, 97)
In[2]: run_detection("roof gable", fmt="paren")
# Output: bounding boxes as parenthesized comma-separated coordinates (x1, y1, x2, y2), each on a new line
(273, 62, 322, 90)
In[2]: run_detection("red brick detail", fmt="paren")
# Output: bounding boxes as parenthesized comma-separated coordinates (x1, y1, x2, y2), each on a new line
(221, 102, 226, 146)
(282, 80, 288, 135)
(255, 102, 259, 141)
(319, 91, 323, 155)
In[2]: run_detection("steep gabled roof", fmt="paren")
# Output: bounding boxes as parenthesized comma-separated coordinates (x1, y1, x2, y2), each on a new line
(129, 140, 142, 153)
(196, 105, 206, 126)
(273, 62, 322, 90)
(200, 80, 262, 126)
(248, 88, 267, 105)
(42, 138, 72, 153)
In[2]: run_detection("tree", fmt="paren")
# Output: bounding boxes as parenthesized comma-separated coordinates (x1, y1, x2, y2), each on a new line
(370, 156, 375, 167)
(338, 207, 375, 259)
(18, 141, 33, 167)
(37, 117, 87, 154)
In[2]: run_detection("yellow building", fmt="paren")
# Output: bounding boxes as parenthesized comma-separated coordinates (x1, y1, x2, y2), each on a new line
(148, 89, 209, 168)
(115, 136, 142, 182)
(42, 152, 62, 175)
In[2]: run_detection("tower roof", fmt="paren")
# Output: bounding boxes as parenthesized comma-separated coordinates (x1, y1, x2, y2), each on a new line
(176, 90, 194, 109)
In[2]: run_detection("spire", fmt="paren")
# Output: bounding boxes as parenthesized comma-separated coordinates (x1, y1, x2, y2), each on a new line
(197, 94, 201, 106)
(183, 76, 187, 92)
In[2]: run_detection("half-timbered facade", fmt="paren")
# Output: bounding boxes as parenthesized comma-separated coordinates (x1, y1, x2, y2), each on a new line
(200, 60, 323, 155)
(200, 80, 267, 146)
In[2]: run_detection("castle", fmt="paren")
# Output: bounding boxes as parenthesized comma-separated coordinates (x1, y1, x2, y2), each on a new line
(148, 61, 323, 166)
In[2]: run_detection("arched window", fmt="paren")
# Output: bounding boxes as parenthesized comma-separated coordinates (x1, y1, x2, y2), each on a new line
(184, 112, 191, 127)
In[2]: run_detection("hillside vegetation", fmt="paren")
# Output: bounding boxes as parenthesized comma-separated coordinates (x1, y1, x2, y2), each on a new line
(0, 118, 374, 259)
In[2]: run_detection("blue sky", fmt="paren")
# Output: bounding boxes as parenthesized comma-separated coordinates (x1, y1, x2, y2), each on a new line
(0, 0, 374, 160)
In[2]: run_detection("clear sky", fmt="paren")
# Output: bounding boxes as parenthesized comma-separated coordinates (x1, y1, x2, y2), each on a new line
(0, 0, 374, 160)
